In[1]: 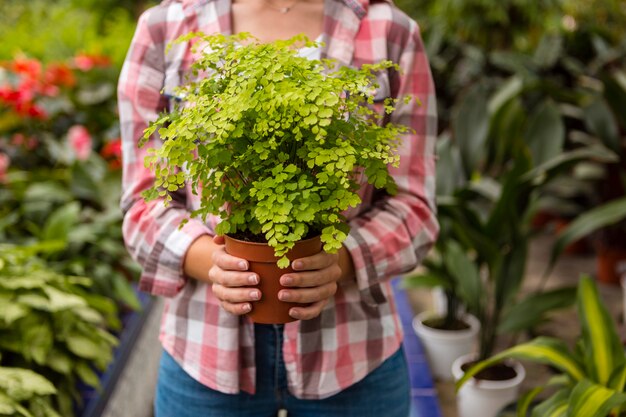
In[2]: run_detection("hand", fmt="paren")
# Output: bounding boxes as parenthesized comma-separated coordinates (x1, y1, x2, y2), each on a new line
(278, 251, 342, 320)
(208, 236, 261, 316)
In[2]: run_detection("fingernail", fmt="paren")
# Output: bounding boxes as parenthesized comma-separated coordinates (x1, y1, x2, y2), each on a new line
(248, 275, 258, 285)
(292, 261, 303, 270)
(238, 261, 248, 270)
(250, 290, 260, 300)
(242, 304, 251, 313)
(279, 291, 290, 301)
(281, 276, 293, 286)
(289, 308, 298, 318)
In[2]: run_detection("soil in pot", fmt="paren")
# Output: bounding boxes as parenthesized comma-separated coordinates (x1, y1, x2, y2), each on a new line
(461, 361, 518, 381)
(423, 316, 471, 331)
(224, 234, 322, 324)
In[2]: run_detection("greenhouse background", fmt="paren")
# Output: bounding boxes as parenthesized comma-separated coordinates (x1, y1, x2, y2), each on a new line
(1, 0, 626, 416)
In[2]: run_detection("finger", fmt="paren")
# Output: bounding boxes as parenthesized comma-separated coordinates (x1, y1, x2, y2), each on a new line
(209, 268, 259, 287)
(212, 284, 261, 304)
(220, 300, 253, 316)
(213, 235, 226, 245)
(280, 265, 342, 288)
(289, 299, 329, 320)
(291, 251, 337, 271)
(212, 248, 249, 271)
(278, 282, 337, 304)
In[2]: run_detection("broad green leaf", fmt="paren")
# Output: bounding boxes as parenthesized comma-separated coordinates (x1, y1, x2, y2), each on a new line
(43, 286, 86, 311)
(40, 202, 81, 243)
(549, 197, 626, 272)
(65, 334, 103, 360)
(401, 273, 451, 290)
(533, 34, 563, 69)
(568, 379, 626, 417)
(0, 391, 16, 415)
(0, 303, 29, 325)
(498, 287, 577, 333)
(608, 364, 626, 392)
(487, 76, 523, 115)
(531, 389, 569, 417)
(0, 367, 56, 399)
(443, 241, 482, 315)
(112, 275, 141, 311)
(603, 71, 626, 129)
(577, 276, 624, 385)
(517, 386, 545, 417)
(584, 97, 621, 154)
(456, 337, 585, 391)
(524, 100, 565, 166)
(75, 362, 100, 389)
(453, 83, 489, 176)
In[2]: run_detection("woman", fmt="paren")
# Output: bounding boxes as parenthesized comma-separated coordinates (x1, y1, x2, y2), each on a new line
(118, 0, 438, 415)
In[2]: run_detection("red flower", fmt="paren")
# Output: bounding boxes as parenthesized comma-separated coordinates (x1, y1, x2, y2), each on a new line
(11, 57, 42, 82)
(73, 54, 112, 72)
(68, 125, 92, 160)
(0, 152, 10, 183)
(44, 63, 76, 88)
(101, 138, 122, 169)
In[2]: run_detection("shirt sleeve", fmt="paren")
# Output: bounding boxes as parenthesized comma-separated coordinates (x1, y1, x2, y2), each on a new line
(343, 19, 439, 306)
(118, 7, 212, 297)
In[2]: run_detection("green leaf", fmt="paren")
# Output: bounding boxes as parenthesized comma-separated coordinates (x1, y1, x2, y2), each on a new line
(443, 241, 482, 315)
(65, 334, 103, 360)
(40, 202, 81, 243)
(549, 197, 626, 274)
(75, 362, 100, 389)
(517, 386, 545, 417)
(531, 389, 569, 417)
(568, 379, 626, 417)
(498, 287, 577, 333)
(584, 97, 621, 154)
(401, 273, 452, 290)
(43, 286, 86, 311)
(112, 275, 141, 311)
(453, 84, 489, 176)
(0, 367, 56, 399)
(577, 275, 624, 385)
(524, 100, 565, 166)
(456, 337, 585, 391)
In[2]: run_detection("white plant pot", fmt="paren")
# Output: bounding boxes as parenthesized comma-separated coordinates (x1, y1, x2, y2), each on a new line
(452, 353, 526, 417)
(412, 312, 480, 381)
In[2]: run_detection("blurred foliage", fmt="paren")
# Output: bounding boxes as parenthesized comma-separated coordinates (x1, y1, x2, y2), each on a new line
(0, 0, 156, 67)
(0, 245, 119, 416)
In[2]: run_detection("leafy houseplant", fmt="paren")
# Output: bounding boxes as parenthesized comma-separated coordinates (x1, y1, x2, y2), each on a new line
(141, 33, 412, 322)
(457, 275, 626, 417)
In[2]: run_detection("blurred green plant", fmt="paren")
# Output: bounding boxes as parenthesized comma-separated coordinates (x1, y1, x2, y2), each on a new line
(0, 54, 140, 309)
(0, 367, 60, 417)
(0, 0, 155, 67)
(0, 244, 119, 416)
(457, 275, 626, 417)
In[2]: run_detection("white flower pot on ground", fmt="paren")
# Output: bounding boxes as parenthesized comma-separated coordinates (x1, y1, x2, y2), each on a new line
(412, 312, 480, 381)
(452, 353, 526, 417)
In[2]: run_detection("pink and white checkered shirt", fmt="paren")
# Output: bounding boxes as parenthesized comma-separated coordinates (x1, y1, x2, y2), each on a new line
(118, 0, 438, 399)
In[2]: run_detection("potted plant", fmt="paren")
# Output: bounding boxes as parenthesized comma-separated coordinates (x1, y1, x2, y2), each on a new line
(405, 239, 481, 381)
(414, 79, 615, 416)
(457, 274, 626, 417)
(141, 33, 412, 323)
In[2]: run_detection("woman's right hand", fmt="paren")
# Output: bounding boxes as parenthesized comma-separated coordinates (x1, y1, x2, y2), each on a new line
(184, 235, 260, 315)
(207, 236, 261, 315)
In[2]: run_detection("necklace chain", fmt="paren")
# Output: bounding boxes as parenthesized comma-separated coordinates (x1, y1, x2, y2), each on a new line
(264, 0, 299, 13)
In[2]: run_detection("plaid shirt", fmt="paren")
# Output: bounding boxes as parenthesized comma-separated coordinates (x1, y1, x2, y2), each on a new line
(118, 0, 438, 399)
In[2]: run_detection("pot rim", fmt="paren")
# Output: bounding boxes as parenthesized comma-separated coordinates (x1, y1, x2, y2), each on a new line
(224, 234, 321, 246)
(452, 353, 526, 390)
(413, 311, 481, 340)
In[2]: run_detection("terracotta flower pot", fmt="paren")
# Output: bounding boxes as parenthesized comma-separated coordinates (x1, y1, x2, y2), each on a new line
(596, 245, 626, 286)
(224, 235, 322, 324)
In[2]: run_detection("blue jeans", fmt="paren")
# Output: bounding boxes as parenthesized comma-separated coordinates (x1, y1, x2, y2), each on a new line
(155, 324, 410, 417)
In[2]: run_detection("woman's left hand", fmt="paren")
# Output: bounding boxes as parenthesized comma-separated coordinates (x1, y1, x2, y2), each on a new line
(279, 251, 342, 320)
